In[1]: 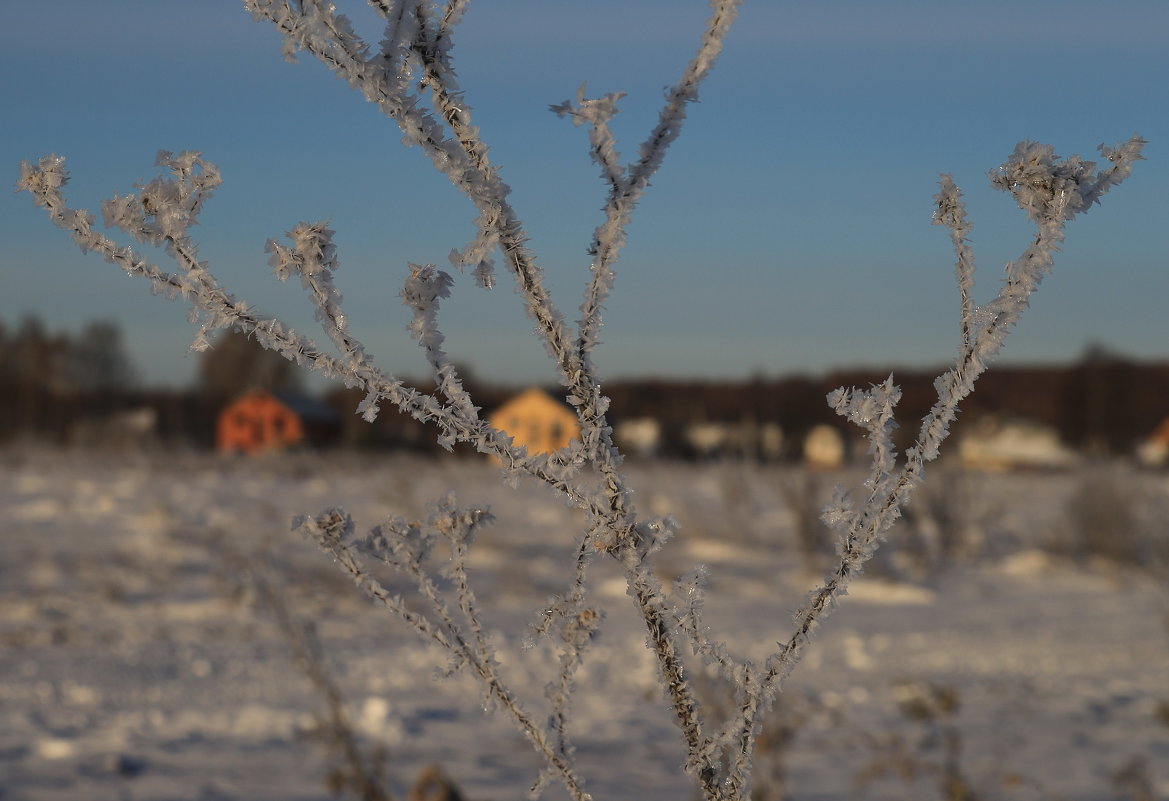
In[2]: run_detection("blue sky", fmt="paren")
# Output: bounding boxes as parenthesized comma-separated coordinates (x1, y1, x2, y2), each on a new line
(3, 1, 1166, 389)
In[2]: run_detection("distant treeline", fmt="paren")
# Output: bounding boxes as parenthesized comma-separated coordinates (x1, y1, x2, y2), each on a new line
(2, 317, 1164, 457)
(598, 350, 1169, 458)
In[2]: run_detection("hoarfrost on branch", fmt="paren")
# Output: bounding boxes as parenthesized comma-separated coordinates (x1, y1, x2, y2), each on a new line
(16, 2, 1146, 799)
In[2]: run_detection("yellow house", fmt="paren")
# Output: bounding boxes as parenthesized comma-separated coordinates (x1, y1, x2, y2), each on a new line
(488, 388, 580, 455)
(1138, 417, 1169, 466)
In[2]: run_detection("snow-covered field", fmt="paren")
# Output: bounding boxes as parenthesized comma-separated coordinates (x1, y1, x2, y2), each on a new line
(1, 448, 1166, 800)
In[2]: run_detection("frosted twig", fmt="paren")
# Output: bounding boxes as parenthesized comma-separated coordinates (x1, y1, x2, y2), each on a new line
(530, 532, 595, 645)
(574, 0, 742, 374)
(304, 506, 593, 801)
(375, 0, 421, 99)
(400, 263, 479, 430)
(753, 134, 1148, 719)
(625, 566, 721, 799)
(671, 567, 739, 681)
(546, 607, 602, 780)
(559, 1, 743, 570)
(550, 83, 627, 196)
(933, 175, 978, 356)
(335, 0, 582, 388)
(296, 509, 455, 651)
(266, 220, 385, 387)
(431, 498, 493, 661)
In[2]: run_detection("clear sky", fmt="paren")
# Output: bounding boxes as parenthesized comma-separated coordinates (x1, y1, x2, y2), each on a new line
(3, 1, 1167, 389)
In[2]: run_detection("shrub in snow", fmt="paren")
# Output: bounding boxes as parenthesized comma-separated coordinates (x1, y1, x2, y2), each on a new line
(17, 2, 1145, 799)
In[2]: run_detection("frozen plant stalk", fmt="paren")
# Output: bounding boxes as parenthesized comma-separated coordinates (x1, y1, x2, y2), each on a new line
(17, 2, 1144, 799)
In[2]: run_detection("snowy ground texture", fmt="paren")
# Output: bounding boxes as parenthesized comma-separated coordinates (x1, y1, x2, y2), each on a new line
(1, 448, 1167, 801)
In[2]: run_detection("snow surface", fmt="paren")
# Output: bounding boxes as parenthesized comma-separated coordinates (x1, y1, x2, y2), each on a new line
(1, 449, 1166, 800)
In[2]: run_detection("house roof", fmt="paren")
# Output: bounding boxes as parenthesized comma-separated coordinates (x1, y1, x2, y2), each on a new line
(271, 391, 339, 424)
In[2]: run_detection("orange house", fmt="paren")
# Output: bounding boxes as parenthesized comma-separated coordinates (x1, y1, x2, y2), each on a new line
(217, 390, 306, 455)
(488, 388, 580, 455)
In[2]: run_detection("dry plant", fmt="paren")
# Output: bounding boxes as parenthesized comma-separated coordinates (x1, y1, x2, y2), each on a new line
(1059, 466, 1169, 571)
(854, 681, 979, 801)
(17, 2, 1146, 798)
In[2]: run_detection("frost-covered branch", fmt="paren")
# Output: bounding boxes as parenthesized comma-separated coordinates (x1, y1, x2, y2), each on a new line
(299, 503, 593, 801)
(933, 176, 978, 356)
(550, 83, 627, 198)
(653, 138, 1148, 794)
(266, 219, 388, 392)
(754, 134, 1148, 720)
(17, 2, 1146, 799)
(245, 0, 580, 394)
(569, 0, 741, 373)
(400, 263, 480, 434)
